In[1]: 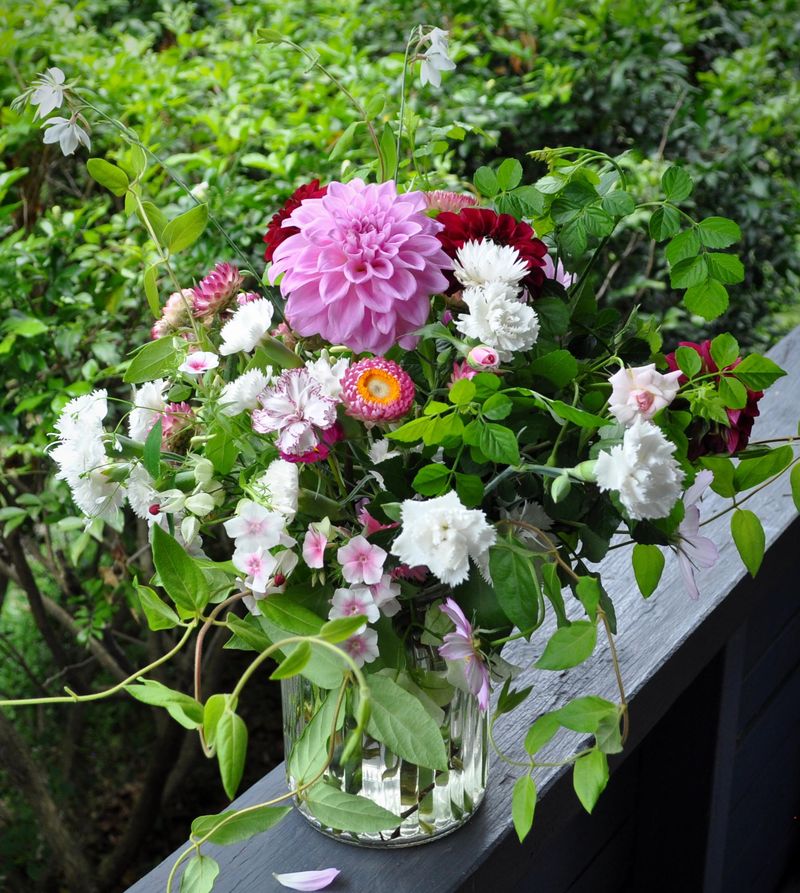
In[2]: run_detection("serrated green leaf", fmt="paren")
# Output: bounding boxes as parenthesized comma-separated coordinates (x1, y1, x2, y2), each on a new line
(535, 621, 597, 670)
(528, 350, 578, 388)
(670, 255, 707, 289)
(449, 378, 476, 406)
(732, 354, 787, 390)
(649, 205, 681, 241)
(665, 227, 701, 266)
(386, 416, 432, 443)
(719, 376, 747, 409)
(600, 190, 635, 217)
(705, 252, 744, 285)
(683, 279, 729, 320)
(710, 333, 740, 370)
(675, 345, 702, 378)
(698, 217, 741, 248)
(455, 472, 484, 507)
(512, 775, 536, 842)
(731, 509, 765, 577)
(412, 463, 451, 496)
(632, 544, 665, 598)
(662, 167, 693, 202)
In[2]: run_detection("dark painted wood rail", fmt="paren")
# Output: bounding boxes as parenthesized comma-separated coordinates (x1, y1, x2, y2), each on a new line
(128, 326, 800, 893)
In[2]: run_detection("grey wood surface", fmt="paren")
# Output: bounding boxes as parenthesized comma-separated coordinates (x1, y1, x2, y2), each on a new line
(127, 326, 800, 893)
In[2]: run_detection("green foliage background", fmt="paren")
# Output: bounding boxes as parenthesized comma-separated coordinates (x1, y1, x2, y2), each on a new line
(0, 0, 798, 889)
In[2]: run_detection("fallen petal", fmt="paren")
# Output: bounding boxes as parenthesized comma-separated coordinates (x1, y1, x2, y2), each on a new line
(274, 868, 341, 891)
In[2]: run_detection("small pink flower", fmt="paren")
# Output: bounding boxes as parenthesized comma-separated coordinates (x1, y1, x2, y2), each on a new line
(337, 535, 386, 585)
(224, 500, 290, 552)
(302, 527, 328, 569)
(339, 628, 379, 667)
(178, 350, 219, 375)
(449, 360, 477, 387)
(541, 254, 576, 289)
(252, 368, 338, 457)
(232, 546, 277, 594)
(192, 262, 243, 319)
(368, 574, 402, 616)
(341, 358, 415, 423)
(329, 586, 379, 623)
(356, 500, 399, 536)
(608, 364, 682, 426)
(160, 402, 194, 449)
(438, 597, 490, 711)
(274, 868, 341, 891)
(467, 345, 500, 371)
(676, 470, 720, 600)
(424, 191, 479, 214)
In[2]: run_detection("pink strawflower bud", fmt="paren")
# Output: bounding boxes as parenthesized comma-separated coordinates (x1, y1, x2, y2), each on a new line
(341, 358, 415, 423)
(449, 360, 477, 387)
(467, 345, 501, 371)
(236, 291, 261, 305)
(424, 190, 479, 214)
(192, 262, 243, 319)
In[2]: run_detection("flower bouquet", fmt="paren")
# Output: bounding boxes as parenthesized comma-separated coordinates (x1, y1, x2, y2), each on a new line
(7, 26, 800, 893)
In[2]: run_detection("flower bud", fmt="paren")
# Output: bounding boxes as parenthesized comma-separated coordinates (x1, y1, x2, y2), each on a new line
(570, 460, 598, 483)
(181, 515, 200, 545)
(185, 492, 215, 516)
(550, 472, 572, 504)
(467, 346, 501, 371)
(193, 458, 214, 485)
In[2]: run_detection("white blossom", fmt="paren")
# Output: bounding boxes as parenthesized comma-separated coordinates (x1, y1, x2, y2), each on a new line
(595, 418, 684, 520)
(219, 368, 272, 416)
(329, 587, 379, 624)
(126, 464, 162, 522)
(368, 438, 401, 465)
(453, 239, 529, 289)
(54, 389, 108, 441)
(305, 353, 350, 399)
(224, 499, 293, 551)
(608, 364, 682, 427)
(178, 351, 219, 375)
(456, 282, 540, 360)
(42, 116, 91, 156)
(219, 298, 274, 355)
(254, 459, 299, 521)
(128, 380, 167, 442)
(419, 28, 456, 87)
(29, 67, 66, 119)
(390, 491, 497, 587)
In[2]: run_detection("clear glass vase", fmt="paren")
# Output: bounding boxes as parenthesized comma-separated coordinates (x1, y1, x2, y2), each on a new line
(281, 638, 489, 847)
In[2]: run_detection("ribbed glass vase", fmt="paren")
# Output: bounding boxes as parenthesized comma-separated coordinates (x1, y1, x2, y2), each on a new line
(281, 638, 488, 847)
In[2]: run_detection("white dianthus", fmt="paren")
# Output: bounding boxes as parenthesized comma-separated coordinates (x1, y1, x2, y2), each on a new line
(595, 418, 684, 521)
(219, 368, 273, 416)
(128, 379, 167, 442)
(127, 464, 161, 522)
(456, 282, 540, 360)
(390, 491, 496, 587)
(219, 299, 274, 355)
(305, 353, 350, 399)
(453, 239, 529, 289)
(54, 389, 108, 441)
(254, 459, 299, 521)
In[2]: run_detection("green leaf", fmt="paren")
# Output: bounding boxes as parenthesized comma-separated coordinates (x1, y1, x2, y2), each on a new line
(412, 463, 451, 497)
(573, 749, 609, 814)
(378, 124, 397, 183)
(495, 678, 533, 717)
(575, 576, 601, 620)
(554, 696, 616, 733)
(288, 691, 345, 784)
(595, 711, 623, 755)
(137, 201, 168, 240)
(649, 205, 681, 241)
(700, 456, 737, 498)
(136, 582, 179, 631)
(455, 473, 484, 508)
(698, 217, 741, 248)
(790, 464, 800, 512)
(143, 264, 160, 318)
(528, 350, 578, 388)
(488, 542, 544, 631)
(734, 445, 794, 491)
(216, 710, 248, 799)
(661, 167, 693, 202)
(705, 252, 744, 285)
(732, 354, 787, 390)
(632, 544, 665, 598)
(482, 392, 513, 420)
(126, 679, 203, 729)
(319, 615, 369, 644)
(386, 416, 432, 443)
(512, 775, 537, 842)
(670, 255, 707, 289)
(124, 337, 181, 383)
(143, 419, 162, 478)
(329, 121, 359, 160)
(710, 333, 740, 370)
(474, 165, 499, 197)
(191, 805, 290, 845)
(560, 218, 587, 256)
(548, 400, 606, 429)
(180, 854, 219, 893)
(524, 713, 560, 755)
(203, 693, 227, 749)
(675, 345, 702, 378)
(683, 280, 729, 320)
(469, 420, 520, 465)
(731, 509, 765, 577)
(535, 173, 566, 194)
(665, 227, 701, 266)
(163, 204, 209, 254)
(305, 784, 401, 833)
(86, 158, 130, 196)
(365, 674, 448, 770)
(535, 621, 597, 670)
(600, 191, 635, 217)
(151, 524, 209, 612)
(253, 336, 303, 369)
(449, 378, 476, 406)
(497, 158, 523, 192)
(541, 562, 569, 627)
(270, 641, 312, 680)
(206, 428, 238, 475)
(225, 613, 272, 652)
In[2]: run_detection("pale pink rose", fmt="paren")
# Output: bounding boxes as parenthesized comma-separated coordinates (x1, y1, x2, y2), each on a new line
(302, 527, 328, 569)
(337, 535, 386, 585)
(328, 586, 379, 623)
(608, 364, 682, 426)
(467, 345, 501, 370)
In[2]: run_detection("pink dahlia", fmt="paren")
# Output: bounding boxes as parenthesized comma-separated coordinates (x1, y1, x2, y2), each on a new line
(192, 263, 243, 319)
(268, 179, 452, 355)
(252, 367, 338, 457)
(341, 358, 415, 422)
(263, 179, 328, 264)
(424, 190, 479, 214)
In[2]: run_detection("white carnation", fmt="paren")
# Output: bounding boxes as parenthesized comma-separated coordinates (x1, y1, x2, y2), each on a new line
(390, 491, 497, 587)
(128, 379, 167, 442)
(53, 437, 125, 523)
(305, 353, 350, 399)
(254, 459, 299, 521)
(54, 389, 108, 441)
(595, 418, 685, 520)
(456, 282, 540, 360)
(453, 239, 529, 289)
(219, 368, 273, 416)
(127, 464, 161, 522)
(219, 299, 274, 355)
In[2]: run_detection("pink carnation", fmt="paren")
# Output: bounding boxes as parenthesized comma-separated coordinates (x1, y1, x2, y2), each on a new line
(269, 179, 452, 355)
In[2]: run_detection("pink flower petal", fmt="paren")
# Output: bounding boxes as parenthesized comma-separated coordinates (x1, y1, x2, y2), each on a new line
(273, 868, 341, 891)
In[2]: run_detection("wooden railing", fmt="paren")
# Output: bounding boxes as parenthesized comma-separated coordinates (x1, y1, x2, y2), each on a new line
(128, 326, 800, 893)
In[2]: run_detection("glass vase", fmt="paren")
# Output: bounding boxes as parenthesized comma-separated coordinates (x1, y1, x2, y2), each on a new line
(281, 637, 489, 847)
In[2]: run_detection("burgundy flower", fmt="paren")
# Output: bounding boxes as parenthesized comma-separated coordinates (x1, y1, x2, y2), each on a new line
(263, 180, 328, 264)
(665, 339, 763, 458)
(436, 207, 547, 296)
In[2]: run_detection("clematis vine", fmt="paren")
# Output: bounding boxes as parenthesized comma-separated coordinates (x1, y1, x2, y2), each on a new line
(674, 470, 720, 600)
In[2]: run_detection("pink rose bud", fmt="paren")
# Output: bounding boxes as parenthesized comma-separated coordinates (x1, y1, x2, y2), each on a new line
(467, 346, 501, 371)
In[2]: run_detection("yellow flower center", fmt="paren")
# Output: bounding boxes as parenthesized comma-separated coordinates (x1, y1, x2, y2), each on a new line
(357, 368, 401, 405)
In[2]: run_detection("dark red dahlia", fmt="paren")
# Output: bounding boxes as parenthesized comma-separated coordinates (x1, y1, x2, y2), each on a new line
(436, 207, 548, 296)
(665, 339, 763, 458)
(263, 180, 328, 264)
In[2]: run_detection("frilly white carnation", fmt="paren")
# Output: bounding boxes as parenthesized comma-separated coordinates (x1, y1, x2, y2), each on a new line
(128, 380, 167, 442)
(219, 298, 274, 355)
(127, 465, 161, 522)
(453, 239, 529, 289)
(254, 459, 299, 521)
(305, 353, 350, 399)
(219, 368, 273, 416)
(595, 418, 685, 520)
(54, 390, 108, 441)
(456, 282, 540, 360)
(390, 491, 497, 586)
